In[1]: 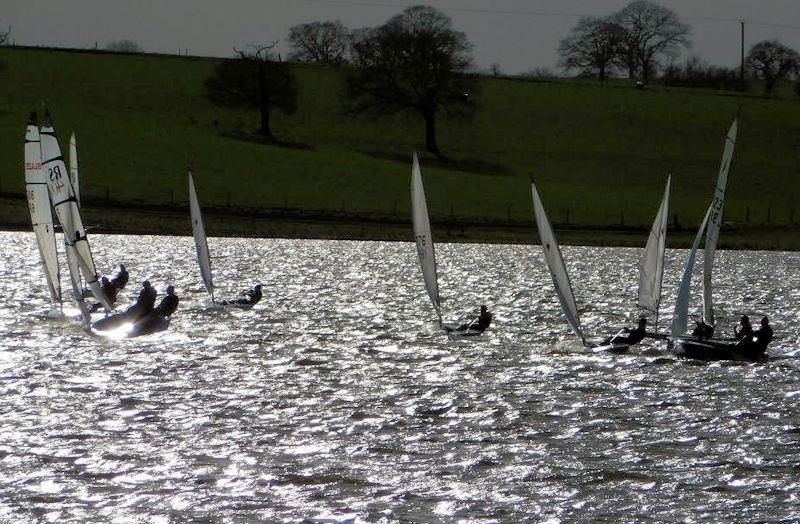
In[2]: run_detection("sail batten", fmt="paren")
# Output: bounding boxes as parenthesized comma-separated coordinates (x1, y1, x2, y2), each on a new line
(637, 175, 671, 314)
(531, 180, 585, 344)
(671, 205, 713, 339)
(411, 153, 441, 321)
(69, 132, 80, 206)
(188, 171, 214, 302)
(702, 118, 738, 327)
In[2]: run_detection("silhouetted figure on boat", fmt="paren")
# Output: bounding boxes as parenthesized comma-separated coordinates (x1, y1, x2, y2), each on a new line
(692, 320, 715, 340)
(111, 264, 129, 290)
(734, 315, 753, 341)
(89, 276, 118, 312)
(154, 285, 179, 317)
(603, 317, 647, 346)
(223, 284, 262, 307)
(445, 305, 492, 334)
(125, 280, 157, 320)
(735, 316, 773, 360)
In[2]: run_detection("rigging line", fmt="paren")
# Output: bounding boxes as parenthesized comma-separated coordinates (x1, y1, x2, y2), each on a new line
(295, 0, 800, 31)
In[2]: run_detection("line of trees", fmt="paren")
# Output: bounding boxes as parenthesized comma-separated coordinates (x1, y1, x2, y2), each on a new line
(205, 6, 476, 157)
(201, 1, 800, 152)
(558, 0, 800, 97)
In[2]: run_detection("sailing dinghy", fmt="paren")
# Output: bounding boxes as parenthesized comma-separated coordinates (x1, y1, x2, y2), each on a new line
(24, 113, 62, 314)
(530, 180, 629, 352)
(40, 110, 111, 313)
(189, 171, 259, 309)
(411, 153, 485, 336)
(636, 175, 671, 339)
(669, 118, 758, 360)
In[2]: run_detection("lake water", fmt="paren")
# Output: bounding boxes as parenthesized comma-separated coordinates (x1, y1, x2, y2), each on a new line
(1, 232, 799, 522)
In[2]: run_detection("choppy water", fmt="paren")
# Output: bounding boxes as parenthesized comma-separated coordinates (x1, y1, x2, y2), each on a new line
(1, 232, 799, 522)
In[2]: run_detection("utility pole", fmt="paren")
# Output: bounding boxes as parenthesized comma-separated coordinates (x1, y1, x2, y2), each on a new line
(740, 20, 745, 89)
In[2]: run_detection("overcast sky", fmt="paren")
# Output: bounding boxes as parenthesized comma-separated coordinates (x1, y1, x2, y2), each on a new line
(4, 0, 800, 73)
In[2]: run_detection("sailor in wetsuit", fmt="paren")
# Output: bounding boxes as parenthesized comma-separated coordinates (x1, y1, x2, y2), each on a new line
(154, 285, 179, 317)
(734, 315, 753, 341)
(111, 264, 129, 291)
(90, 277, 118, 312)
(736, 316, 773, 360)
(692, 320, 715, 339)
(604, 317, 647, 346)
(223, 284, 262, 307)
(446, 305, 493, 334)
(125, 280, 157, 320)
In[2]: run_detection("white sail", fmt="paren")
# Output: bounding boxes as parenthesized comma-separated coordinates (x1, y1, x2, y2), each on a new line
(702, 118, 738, 327)
(531, 180, 585, 344)
(188, 171, 214, 302)
(411, 153, 441, 321)
(637, 175, 671, 314)
(671, 205, 712, 338)
(65, 241, 91, 328)
(25, 114, 62, 307)
(69, 131, 80, 206)
(39, 111, 110, 311)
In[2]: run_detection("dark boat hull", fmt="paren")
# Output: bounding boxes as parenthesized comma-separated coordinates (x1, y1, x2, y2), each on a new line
(674, 338, 764, 362)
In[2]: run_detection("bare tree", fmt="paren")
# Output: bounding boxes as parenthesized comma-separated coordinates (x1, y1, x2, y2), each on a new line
(205, 43, 297, 143)
(287, 21, 350, 65)
(746, 40, 800, 97)
(105, 39, 143, 53)
(0, 25, 11, 46)
(559, 16, 624, 81)
(613, 0, 691, 83)
(347, 6, 478, 158)
(490, 62, 502, 77)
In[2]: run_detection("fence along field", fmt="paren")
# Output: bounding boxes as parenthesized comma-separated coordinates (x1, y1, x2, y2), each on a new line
(0, 47, 798, 246)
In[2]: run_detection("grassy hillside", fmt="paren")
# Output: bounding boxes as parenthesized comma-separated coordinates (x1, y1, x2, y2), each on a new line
(0, 47, 799, 246)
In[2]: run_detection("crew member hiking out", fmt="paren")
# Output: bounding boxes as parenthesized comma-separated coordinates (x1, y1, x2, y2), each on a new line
(603, 317, 647, 346)
(154, 285, 179, 317)
(223, 284, 262, 307)
(734, 315, 753, 341)
(125, 280, 157, 320)
(444, 305, 493, 334)
(111, 264, 129, 290)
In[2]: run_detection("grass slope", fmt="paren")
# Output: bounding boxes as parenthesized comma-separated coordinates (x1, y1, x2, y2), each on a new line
(0, 47, 798, 247)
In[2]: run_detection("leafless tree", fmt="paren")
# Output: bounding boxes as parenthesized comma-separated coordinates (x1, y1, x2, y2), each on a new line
(559, 16, 624, 81)
(490, 63, 502, 77)
(205, 43, 297, 142)
(746, 40, 799, 97)
(612, 0, 691, 82)
(287, 21, 350, 65)
(105, 39, 143, 53)
(0, 24, 11, 46)
(347, 6, 478, 158)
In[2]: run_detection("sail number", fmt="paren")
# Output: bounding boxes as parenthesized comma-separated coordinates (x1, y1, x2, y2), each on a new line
(710, 196, 723, 224)
(416, 235, 428, 258)
(48, 165, 65, 193)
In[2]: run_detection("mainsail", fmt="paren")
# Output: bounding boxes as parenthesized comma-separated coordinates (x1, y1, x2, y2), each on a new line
(40, 110, 110, 311)
(702, 118, 738, 327)
(411, 152, 441, 322)
(69, 131, 80, 206)
(637, 175, 671, 316)
(24, 113, 61, 307)
(671, 205, 713, 339)
(531, 180, 585, 345)
(188, 170, 214, 302)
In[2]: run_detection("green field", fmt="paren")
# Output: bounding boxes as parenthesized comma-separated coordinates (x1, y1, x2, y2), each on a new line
(1, 47, 799, 248)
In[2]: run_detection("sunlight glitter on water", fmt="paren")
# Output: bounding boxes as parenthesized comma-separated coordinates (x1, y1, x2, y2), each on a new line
(0, 232, 799, 521)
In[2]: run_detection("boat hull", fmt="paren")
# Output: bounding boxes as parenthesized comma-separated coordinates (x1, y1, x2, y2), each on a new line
(674, 338, 764, 362)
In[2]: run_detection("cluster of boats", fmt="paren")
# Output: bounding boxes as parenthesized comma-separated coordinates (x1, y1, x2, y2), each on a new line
(413, 116, 772, 361)
(23, 110, 773, 357)
(24, 111, 259, 338)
